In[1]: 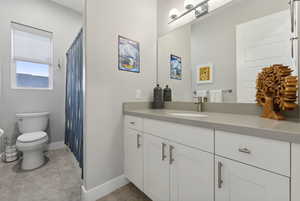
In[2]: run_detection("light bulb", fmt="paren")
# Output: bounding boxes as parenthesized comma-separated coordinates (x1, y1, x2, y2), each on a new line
(184, 0, 196, 10)
(169, 8, 180, 19)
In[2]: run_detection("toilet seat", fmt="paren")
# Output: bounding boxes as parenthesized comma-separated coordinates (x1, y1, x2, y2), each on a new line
(17, 131, 48, 143)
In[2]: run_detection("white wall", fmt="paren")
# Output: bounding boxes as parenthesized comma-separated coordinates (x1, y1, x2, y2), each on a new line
(85, 0, 157, 190)
(190, 0, 288, 102)
(158, 24, 193, 101)
(0, 0, 82, 143)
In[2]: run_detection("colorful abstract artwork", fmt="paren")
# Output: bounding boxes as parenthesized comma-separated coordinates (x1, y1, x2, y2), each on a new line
(118, 35, 140, 73)
(170, 54, 182, 80)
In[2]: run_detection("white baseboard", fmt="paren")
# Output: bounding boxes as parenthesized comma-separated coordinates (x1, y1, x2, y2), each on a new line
(81, 175, 129, 201)
(48, 141, 66, 150)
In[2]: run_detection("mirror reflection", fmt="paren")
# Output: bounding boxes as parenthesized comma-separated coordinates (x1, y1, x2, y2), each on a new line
(157, 0, 297, 103)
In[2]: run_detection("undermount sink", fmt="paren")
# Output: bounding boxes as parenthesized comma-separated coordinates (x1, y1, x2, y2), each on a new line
(168, 112, 208, 118)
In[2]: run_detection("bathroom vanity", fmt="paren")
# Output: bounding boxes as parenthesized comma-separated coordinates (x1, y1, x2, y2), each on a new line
(123, 108, 300, 201)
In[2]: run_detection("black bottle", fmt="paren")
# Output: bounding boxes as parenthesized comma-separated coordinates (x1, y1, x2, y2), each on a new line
(152, 84, 164, 109)
(163, 85, 172, 102)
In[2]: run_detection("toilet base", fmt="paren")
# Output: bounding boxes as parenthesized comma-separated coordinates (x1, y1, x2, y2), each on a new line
(21, 150, 46, 170)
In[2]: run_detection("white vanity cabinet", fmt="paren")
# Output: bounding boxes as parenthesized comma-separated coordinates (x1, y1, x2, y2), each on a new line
(143, 134, 214, 201)
(169, 141, 214, 201)
(143, 118, 214, 201)
(124, 116, 144, 190)
(143, 134, 170, 201)
(215, 156, 290, 201)
(123, 115, 292, 201)
(215, 130, 290, 201)
(124, 116, 214, 201)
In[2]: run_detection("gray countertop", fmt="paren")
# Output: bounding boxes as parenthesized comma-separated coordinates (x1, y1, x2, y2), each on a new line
(124, 109, 300, 144)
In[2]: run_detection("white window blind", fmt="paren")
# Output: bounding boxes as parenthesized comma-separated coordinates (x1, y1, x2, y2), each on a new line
(11, 22, 53, 65)
(11, 22, 53, 89)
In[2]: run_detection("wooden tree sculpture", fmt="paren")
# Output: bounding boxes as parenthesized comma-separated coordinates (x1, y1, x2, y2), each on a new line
(256, 64, 298, 120)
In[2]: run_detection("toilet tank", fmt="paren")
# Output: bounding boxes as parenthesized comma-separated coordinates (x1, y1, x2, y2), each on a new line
(16, 112, 49, 133)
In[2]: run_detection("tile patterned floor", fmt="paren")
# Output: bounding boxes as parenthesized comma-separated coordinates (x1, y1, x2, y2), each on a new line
(0, 147, 82, 201)
(97, 183, 152, 201)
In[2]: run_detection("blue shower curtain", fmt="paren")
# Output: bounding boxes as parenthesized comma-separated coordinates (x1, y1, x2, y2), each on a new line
(65, 29, 83, 172)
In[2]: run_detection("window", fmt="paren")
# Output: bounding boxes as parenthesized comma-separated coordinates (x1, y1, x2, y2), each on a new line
(11, 22, 53, 89)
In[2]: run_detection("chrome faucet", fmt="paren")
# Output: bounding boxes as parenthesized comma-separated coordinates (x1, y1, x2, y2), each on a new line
(194, 97, 203, 112)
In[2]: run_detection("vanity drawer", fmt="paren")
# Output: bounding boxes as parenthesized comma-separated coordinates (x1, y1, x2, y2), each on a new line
(215, 130, 290, 176)
(144, 118, 214, 153)
(124, 115, 143, 131)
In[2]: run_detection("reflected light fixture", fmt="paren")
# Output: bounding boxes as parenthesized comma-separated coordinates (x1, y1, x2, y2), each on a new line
(168, 0, 210, 23)
(169, 8, 180, 19)
(184, 0, 196, 10)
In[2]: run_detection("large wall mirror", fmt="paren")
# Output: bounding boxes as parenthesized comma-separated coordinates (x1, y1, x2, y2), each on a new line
(157, 0, 298, 103)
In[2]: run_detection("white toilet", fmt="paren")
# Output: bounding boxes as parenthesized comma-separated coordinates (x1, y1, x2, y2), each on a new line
(16, 112, 49, 170)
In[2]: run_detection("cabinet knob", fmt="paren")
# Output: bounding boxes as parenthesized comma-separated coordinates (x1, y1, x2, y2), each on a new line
(137, 134, 141, 148)
(238, 148, 251, 154)
(169, 145, 175, 165)
(162, 143, 167, 161)
(218, 161, 223, 188)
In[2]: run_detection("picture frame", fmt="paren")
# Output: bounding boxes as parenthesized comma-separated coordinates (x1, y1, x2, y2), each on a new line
(170, 54, 182, 80)
(196, 63, 213, 84)
(118, 35, 140, 73)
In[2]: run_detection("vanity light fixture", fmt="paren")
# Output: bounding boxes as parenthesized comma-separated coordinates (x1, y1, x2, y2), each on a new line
(168, 0, 210, 24)
(169, 8, 180, 19)
(195, 3, 209, 18)
(184, 0, 196, 10)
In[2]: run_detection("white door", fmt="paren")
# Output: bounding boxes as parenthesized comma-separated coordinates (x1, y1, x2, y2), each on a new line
(170, 142, 214, 201)
(236, 10, 295, 103)
(124, 128, 144, 190)
(144, 134, 170, 201)
(215, 156, 290, 201)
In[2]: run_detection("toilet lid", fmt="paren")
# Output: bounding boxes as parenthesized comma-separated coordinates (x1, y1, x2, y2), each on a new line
(17, 132, 47, 143)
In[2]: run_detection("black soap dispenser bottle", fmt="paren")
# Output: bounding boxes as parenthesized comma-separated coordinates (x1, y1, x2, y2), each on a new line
(152, 84, 164, 109)
(163, 85, 172, 102)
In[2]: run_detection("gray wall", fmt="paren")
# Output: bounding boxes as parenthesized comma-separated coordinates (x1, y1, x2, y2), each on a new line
(158, 24, 193, 101)
(0, 0, 82, 143)
(85, 0, 157, 190)
(191, 0, 288, 102)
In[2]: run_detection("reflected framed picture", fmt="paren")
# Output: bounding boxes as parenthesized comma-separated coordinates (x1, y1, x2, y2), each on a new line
(118, 35, 140, 73)
(170, 54, 182, 80)
(196, 64, 213, 84)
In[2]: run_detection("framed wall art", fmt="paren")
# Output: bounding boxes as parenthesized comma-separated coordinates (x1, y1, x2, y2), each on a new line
(196, 63, 213, 84)
(118, 35, 140, 73)
(170, 54, 182, 80)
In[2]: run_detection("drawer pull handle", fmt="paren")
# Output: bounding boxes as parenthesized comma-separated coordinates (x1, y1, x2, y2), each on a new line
(137, 134, 141, 148)
(130, 122, 136, 125)
(169, 145, 175, 165)
(218, 161, 223, 188)
(238, 148, 251, 154)
(162, 143, 167, 161)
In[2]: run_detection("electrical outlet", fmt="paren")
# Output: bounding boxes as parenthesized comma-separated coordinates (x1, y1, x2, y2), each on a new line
(135, 89, 142, 99)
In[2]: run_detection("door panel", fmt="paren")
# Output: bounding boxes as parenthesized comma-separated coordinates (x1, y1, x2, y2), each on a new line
(215, 157, 290, 201)
(124, 128, 143, 190)
(144, 134, 170, 201)
(170, 143, 214, 201)
(236, 10, 294, 103)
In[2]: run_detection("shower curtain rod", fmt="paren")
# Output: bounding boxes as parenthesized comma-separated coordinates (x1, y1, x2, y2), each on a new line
(67, 28, 83, 54)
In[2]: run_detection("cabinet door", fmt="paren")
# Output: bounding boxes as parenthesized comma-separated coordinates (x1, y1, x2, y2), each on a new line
(124, 128, 143, 190)
(215, 156, 290, 201)
(170, 143, 214, 201)
(144, 134, 170, 201)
